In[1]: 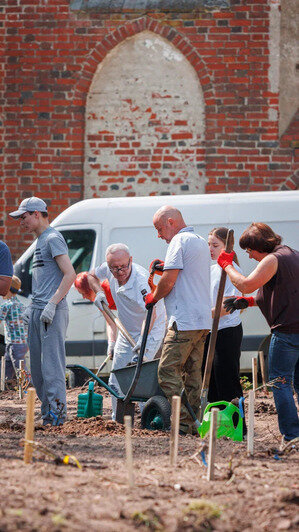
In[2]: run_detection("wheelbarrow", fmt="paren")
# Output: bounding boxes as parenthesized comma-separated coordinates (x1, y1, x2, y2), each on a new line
(67, 308, 171, 430)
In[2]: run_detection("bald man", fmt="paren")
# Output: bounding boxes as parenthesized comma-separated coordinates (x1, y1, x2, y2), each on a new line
(145, 206, 211, 435)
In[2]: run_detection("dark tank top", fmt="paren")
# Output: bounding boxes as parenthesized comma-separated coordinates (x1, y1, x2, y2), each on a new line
(255, 245, 299, 333)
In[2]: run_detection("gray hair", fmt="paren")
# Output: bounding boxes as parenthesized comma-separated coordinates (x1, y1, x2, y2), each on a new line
(105, 243, 130, 260)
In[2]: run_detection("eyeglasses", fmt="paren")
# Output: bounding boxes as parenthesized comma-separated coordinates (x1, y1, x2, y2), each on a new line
(109, 258, 131, 274)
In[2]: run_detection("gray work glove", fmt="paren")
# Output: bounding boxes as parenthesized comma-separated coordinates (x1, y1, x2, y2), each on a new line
(107, 340, 115, 360)
(94, 291, 107, 312)
(40, 302, 57, 325)
(22, 305, 32, 326)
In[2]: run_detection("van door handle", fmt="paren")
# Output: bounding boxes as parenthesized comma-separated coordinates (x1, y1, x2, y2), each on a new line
(72, 299, 93, 305)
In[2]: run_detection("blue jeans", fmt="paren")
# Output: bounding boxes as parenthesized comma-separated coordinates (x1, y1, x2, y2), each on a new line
(269, 331, 299, 441)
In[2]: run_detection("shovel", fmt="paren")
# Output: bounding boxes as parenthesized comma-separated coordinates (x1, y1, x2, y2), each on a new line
(198, 228, 234, 421)
(82, 302, 136, 387)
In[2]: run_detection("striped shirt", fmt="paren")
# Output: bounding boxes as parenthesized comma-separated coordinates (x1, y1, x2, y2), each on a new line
(0, 297, 27, 344)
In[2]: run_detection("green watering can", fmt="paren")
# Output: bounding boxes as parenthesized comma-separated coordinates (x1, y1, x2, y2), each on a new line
(199, 400, 244, 442)
(77, 381, 103, 418)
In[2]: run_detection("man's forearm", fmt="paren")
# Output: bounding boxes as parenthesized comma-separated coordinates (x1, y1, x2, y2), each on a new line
(50, 272, 76, 305)
(0, 276, 12, 297)
(153, 276, 175, 302)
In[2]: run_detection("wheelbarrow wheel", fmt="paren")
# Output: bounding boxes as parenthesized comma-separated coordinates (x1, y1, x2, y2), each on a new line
(141, 395, 171, 431)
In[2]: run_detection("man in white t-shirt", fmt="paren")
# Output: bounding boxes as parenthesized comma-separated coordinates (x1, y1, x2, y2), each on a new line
(88, 243, 166, 420)
(145, 206, 211, 435)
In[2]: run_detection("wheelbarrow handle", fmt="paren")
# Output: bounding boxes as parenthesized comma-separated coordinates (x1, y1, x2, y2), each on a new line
(123, 306, 153, 404)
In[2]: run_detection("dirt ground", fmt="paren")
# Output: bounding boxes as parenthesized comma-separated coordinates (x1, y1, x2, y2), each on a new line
(0, 385, 298, 532)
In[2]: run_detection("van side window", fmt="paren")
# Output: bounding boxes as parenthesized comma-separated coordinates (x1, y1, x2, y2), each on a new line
(14, 229, 96, 297)
(60, 229, 96, 274)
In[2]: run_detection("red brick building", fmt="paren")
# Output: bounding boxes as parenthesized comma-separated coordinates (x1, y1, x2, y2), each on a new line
(1, 0, 298, 259)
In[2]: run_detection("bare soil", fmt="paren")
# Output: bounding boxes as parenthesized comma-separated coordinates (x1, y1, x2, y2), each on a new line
(0, 386, 298, 532)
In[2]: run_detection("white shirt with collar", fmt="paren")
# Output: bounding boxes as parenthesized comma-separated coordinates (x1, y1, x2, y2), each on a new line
(95, 262, 166, 342)
(211, 262, 242, 330)
(163, 226, 212, 331)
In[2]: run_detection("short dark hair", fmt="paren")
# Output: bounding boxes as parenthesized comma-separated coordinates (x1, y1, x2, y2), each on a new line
(239, 223, 282, 253)
(27, 211, 48, 218)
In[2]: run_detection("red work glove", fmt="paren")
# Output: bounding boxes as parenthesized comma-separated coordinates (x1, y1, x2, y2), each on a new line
(74, 272, 95, 302)
(217, 250, 235, 270)
(149, 259, 164, 274)
(144, 293, 157, 310)
(100, 279, 116, 310)
(224, 296, 255, 314)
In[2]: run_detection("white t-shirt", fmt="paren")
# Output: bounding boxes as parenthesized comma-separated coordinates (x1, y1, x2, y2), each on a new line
(163, 227, 212, 331)
(210, 262, 242, 330)
(95, 262, 166, 342)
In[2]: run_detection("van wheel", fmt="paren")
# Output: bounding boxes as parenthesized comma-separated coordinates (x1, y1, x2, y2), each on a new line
(141, 395, 171, 431)
(257, 334, 271, 384)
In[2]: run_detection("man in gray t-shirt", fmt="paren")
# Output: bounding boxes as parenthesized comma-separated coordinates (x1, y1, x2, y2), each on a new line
(9, 197, 76, 426)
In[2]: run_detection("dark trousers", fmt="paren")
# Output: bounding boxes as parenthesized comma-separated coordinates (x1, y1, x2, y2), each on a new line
(203, 323, 243, 403)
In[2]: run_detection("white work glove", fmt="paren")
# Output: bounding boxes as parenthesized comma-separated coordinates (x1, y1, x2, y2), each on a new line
(107, 340, 115, 360)
(132, 336, 142, 354)
(94, 291, 107, 311)
(22, 305, 32, 326)
(40, 302, 57, 325)
(131, 336, 143, 364)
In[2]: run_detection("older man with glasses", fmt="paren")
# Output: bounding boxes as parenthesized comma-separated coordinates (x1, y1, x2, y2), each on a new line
(88, 243, 166, 421)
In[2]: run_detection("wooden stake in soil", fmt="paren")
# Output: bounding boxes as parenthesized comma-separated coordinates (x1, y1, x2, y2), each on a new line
(170, 395, 181, 466)
(0, 356, 5, 391)
(247, 390, 254, 456)
(207, 408, 218, 481)
(24, 387, 36, 464)
(252, 357, 258, 394)
(124, 415, 134, 488)
(19, 360, 24, 399)
(258, 350, 268, 394)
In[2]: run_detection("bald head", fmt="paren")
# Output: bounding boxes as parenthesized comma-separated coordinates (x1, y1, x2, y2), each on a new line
(153, 205, 186, 244)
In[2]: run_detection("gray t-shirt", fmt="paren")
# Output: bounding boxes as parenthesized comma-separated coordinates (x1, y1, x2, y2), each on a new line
(31, 227, 69, 309)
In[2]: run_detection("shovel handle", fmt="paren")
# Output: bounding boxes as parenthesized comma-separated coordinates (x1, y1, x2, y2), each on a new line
(199, 229, 234, 421)
(101, 302, 136, 348)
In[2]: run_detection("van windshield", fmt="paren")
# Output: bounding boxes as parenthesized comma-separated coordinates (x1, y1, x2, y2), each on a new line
(14, 229, 96, 297)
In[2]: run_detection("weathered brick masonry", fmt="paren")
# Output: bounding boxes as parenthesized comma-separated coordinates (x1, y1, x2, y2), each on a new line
(1, 0, 298, 259)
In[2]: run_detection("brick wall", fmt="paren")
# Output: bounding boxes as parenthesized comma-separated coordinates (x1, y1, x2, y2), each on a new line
(1, 0, 298, 259)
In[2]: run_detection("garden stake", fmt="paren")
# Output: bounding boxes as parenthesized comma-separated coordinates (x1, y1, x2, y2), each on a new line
(124, 415, 134, 488)
(0, 356, 5, 391)
(247, 390, 254, 456)
(258, 350, 268, 394)
(170, 395, 181, 467)
(207, 408, 218, 481)
(24, 387, 36, 464)
(19, 360, 24, 399)
(252, 357, 258, 394)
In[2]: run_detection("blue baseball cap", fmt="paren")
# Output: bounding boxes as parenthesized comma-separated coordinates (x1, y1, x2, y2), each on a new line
(9, 196, 48, 218)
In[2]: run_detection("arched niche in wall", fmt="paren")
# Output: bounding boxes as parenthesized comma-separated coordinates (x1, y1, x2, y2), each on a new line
(84, 31, 205, 197)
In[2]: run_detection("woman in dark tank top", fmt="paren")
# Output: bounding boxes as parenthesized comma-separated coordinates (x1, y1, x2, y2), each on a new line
(217, 222, 299, 447)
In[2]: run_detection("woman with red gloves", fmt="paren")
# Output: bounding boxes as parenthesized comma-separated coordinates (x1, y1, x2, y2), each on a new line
(218, 222, 299, 446)
(203, 227, 244, 406)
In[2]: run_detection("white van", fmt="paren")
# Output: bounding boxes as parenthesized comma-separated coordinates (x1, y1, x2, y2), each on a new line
(12, 190, 299, 373)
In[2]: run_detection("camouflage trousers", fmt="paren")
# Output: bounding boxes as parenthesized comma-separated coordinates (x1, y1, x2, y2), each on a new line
(158, 324, 209, 433)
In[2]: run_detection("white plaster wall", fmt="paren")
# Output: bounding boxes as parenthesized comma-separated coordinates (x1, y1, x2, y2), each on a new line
(279, 0, 299, 135)
(84, 31, 205, 198)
